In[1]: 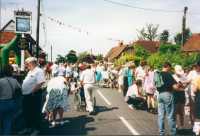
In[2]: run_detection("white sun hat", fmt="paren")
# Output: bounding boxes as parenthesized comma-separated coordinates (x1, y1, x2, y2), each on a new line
(174, 65, 184, 75)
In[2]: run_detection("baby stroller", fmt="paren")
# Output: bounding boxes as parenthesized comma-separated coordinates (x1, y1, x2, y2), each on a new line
(70, 79, 86, 112)
(74, 85, 86, 112)
(73, 85, 96, 112)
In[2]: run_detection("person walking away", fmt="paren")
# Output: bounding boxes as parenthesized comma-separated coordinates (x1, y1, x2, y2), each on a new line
(21, 57, 45, 135)
(173, 65, 188, 129)
(154, 62, 180, 136)
(0, 65, 21, 135)
(80, 64, 96, 115)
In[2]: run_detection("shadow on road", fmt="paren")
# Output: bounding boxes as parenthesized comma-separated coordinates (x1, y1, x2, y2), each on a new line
(40, 115, 95, 135)
(177, 128, 194, 136)
(94, 106, 119, 115)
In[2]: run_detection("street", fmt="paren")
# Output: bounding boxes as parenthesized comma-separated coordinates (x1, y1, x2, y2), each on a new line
(39, 87, 192, 135)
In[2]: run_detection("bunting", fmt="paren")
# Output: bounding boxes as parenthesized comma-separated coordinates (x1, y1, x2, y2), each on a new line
(46, 16, 121, 42)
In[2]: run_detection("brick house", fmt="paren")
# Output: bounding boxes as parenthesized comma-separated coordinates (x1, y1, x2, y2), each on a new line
(182, 33, 200, 52)
(105, 40, 160, 62)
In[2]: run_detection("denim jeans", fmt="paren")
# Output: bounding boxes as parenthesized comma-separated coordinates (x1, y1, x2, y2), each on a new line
(0, 99, 17, 135)
(158, 92, 176, 136)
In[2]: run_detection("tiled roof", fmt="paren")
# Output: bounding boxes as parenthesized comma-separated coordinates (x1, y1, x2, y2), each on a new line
(105, 43, 127, 61)
(133, 40, 160, 53)
(182, 33, 200, 52)
(0, 32, 16, 44)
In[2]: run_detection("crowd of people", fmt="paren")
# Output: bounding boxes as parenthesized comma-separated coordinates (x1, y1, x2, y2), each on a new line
(0, 57, 200, 136)
(111, 60, 200, 136)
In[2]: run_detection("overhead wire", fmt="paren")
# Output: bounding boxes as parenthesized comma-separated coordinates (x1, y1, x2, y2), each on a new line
(103, 0, 182, 13)
(103, 0, 200, 15)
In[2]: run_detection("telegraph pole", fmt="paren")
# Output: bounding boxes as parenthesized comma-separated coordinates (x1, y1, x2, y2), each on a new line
(36, 0, 41, 59)
(182, 6, 188, 46)
(51, 45, 52, 62)
(0, 0, 2, 31)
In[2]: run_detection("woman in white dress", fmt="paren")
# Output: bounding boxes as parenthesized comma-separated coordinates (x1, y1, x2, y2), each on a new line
(43, 73, 69, 127)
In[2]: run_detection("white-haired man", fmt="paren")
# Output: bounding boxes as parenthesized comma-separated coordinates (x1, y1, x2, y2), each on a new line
(21, 57, 45, 135)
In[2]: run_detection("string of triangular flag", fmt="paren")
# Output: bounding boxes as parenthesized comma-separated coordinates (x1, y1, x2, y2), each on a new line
(46, 16, 121, 42)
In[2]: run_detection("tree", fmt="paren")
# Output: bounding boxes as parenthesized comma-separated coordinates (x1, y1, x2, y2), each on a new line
(160, 30, 169, 44)
(96, 54, 104, 61)
(78, 51, 90, 62)
(56, 54, 66, 63)
(137, 24, 159, 41)
(134, 45, 150, 59)
(66, 50, 78, 63)
(159, 44, 180, 54)
(174, 28, 192, 45)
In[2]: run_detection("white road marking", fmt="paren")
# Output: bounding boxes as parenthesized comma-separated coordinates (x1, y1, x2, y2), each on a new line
(97, 90, 112, 106)
(97, 89, 139, 135)
(119, 116, 140, 135)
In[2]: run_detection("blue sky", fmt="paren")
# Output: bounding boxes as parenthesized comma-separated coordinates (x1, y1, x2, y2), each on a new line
(1, 0, 200, 61)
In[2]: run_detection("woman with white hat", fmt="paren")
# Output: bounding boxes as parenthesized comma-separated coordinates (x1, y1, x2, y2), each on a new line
(173, 65, 188, 129)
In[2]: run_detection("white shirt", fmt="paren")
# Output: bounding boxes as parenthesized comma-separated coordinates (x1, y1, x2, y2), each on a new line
(22, 67, 45, 95)
(126, 84, 141, 97)
(51, 64, 58, 75)
(80, 69, 95, 84)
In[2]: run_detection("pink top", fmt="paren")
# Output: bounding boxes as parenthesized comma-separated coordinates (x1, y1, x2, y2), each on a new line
(144, 71, 156, 94)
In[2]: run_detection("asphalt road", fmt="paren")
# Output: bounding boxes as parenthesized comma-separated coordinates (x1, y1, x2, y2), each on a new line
(40, 87, 193, 135)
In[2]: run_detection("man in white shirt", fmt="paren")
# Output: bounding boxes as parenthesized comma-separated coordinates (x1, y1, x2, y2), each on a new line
(21, 57, 45, 135)
(80, 64, 96, 115)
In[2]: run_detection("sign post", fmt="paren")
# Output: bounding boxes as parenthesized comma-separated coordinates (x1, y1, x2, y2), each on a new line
(14, 10, 32, 71)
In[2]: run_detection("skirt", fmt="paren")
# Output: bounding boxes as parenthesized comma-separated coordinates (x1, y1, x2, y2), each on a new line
(42, 88, 69, 112)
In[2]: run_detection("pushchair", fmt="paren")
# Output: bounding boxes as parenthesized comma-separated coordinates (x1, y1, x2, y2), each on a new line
(73, 85, 86, 112)
(72, 81, 96, 112)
